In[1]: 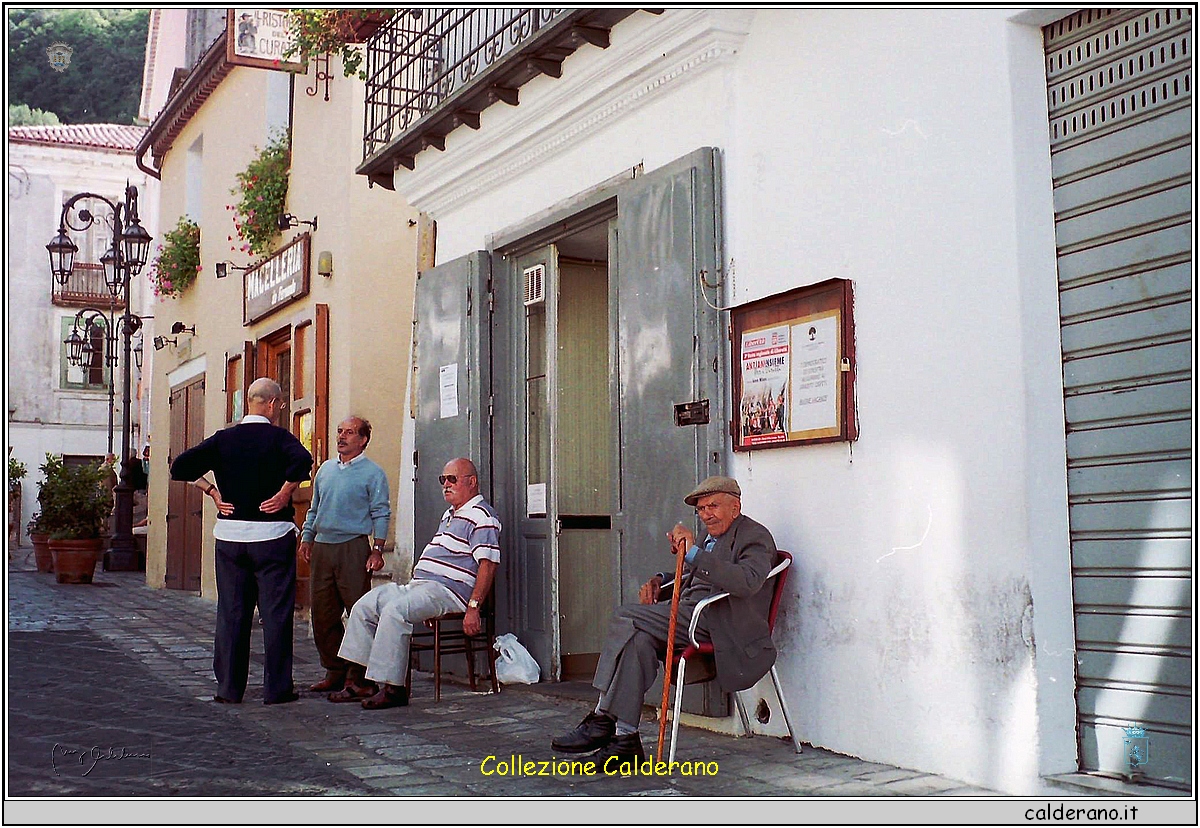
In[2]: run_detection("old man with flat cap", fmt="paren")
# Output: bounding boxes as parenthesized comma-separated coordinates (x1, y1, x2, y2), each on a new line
(550, 475, 778, 765)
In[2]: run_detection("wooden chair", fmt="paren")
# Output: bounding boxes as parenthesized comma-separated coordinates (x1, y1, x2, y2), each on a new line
(405, 594, 500, 701)
(663, 550, 801, 764)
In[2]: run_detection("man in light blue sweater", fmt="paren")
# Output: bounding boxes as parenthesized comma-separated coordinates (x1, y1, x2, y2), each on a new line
(299, 416, 391, 698)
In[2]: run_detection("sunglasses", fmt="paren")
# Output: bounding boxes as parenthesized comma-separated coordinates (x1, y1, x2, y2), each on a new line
(439, 474, 474, 485)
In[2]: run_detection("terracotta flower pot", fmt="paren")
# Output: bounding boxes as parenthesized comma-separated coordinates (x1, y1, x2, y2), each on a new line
(49, 538, 102, 584)
(31, 533, 54, 573)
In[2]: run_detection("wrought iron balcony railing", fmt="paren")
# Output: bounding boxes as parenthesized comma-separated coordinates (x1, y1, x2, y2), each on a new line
(358, 7, 643, 186)
(52, 262, 125, 309)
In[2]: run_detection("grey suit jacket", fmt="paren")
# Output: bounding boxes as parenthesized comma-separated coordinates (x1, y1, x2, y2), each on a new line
(681, 513, 779, 692)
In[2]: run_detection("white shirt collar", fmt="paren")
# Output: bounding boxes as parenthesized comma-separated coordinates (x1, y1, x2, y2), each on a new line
(337, 452, 367, 468)
(241, 414, 271, 424)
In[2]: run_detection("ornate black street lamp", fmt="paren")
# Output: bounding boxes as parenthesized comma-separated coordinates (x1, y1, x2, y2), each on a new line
(48, 183, 152, 572)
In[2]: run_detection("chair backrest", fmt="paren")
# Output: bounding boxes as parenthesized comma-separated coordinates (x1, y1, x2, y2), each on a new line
(766, 550, 792, 633)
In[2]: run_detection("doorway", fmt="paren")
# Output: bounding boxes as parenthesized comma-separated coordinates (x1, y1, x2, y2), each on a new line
(166, 376, 204, 590)
(512, 225, 618, 682)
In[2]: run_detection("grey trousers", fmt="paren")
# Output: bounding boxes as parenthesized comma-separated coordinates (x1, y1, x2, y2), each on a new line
(591, 601, 711, 727)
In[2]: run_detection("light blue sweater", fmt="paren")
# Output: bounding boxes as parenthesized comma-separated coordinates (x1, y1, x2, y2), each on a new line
(300, 454, 391, 544)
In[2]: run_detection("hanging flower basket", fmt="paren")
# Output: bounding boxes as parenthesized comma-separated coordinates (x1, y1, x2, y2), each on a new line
(283, 9, 395, 79)
(148, 216, 201, 299)
(228, 132, 290, 258)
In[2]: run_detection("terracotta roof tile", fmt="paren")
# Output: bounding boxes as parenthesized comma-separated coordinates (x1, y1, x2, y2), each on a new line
(8, 123, 147, 152)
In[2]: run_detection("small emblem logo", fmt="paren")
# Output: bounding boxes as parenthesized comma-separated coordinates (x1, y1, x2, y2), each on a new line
(46, 42, 73, 72)
(1123, 725, 1150, 771)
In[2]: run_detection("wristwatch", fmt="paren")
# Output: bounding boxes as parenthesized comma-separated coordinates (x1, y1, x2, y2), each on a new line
(468, 598, 481, 609)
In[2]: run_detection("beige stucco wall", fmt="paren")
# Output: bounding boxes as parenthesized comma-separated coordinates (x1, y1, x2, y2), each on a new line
(146, 53, 418, 598)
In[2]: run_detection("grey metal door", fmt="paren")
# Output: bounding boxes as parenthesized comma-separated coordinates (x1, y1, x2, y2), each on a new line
(615, 147, 728, 715)
(503, 245, 562, 679)
(614, 147, 727, 593)
(1045, 8, 1192, 789)
(412, 251, 492, 553)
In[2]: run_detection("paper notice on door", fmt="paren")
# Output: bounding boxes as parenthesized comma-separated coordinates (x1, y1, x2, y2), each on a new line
(527, 483, 546, 517)
(439, 363, 459, 419)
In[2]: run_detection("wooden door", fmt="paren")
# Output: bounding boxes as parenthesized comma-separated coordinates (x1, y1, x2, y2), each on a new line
(166, 376, 205, 591)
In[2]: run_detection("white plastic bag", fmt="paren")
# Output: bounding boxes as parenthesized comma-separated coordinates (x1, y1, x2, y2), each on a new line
(493, 632, 540, 685)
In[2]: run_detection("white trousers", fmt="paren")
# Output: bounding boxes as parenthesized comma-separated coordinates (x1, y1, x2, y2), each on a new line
(337, 579, 464, 687)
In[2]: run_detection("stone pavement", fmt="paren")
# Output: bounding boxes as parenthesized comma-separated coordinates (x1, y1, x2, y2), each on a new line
(6, 547, 999, 800)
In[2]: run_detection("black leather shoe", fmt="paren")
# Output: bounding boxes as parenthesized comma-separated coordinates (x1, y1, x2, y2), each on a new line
(590, 733, 646, 773)
(264, 690, 300, 705)
(551, 711, 616, 753)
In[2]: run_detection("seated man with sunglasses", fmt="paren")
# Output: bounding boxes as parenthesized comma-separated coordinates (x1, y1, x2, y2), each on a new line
(334, 457, 501, 709)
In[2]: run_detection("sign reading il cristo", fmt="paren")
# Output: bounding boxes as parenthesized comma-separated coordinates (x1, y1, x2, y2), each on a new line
(244, 233, 310, 325)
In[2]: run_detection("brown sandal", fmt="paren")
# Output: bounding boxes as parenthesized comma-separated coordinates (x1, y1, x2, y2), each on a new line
(361, 686, 409, 710)
(327, 683, 375, 703)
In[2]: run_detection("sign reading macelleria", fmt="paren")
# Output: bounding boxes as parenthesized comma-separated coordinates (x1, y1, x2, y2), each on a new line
(244, 233, 310, 324)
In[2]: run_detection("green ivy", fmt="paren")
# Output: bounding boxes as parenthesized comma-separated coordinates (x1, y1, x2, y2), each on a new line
(229, 131, 290, 257)
(283, 9, 393, 79)
(148, 216, 201, 299)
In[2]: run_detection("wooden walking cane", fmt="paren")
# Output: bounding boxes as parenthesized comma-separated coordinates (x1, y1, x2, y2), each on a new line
(656, 530, 688, 761)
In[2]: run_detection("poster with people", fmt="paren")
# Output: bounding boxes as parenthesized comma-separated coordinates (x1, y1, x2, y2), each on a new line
(739, 325, 790, 446)
(732, 279, 855, 450)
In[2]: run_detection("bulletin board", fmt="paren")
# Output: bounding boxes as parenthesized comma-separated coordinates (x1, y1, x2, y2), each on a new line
(731, 279, 857, 450)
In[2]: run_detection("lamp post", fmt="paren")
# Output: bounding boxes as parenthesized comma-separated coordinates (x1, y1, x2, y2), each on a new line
(64, 306, 119, 456)
(47, 183, 152, 572)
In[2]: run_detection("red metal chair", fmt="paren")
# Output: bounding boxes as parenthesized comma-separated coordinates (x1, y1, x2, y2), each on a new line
(665, 549, 801, 764)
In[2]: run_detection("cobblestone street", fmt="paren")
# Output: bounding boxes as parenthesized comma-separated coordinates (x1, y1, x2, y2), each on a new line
(7, 548, 1007, 819)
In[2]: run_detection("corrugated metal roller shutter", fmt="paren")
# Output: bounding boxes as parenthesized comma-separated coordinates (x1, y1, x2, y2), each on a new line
(1044, 8, 1192, 790)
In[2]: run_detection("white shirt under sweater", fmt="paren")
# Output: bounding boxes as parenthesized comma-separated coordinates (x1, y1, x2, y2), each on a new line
(211, 414, 301, 543)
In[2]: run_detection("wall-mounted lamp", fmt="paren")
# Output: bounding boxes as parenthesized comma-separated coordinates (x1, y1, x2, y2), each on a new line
(152, 335, 177, 351)
(317, 250, 333, 278)
(170, 321, 196, 336)
(132, 335, 144, 370)
(277, 213, 318, 232)
(215, 261, 251, 279)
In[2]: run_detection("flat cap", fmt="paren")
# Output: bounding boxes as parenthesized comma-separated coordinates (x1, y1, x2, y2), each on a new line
(684, 475, 741, 506)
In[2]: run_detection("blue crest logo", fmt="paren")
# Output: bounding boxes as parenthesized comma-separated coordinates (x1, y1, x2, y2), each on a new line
(46, 42, 73, 73)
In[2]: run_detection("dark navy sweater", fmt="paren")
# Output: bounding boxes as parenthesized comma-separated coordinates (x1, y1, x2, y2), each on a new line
(170, 422, 313, 523)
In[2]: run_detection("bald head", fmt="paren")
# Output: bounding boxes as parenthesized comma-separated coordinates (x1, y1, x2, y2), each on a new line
(246, 377, 283, 420)
(441, 457, 480, 509)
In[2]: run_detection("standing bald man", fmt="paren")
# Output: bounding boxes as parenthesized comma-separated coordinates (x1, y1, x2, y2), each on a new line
(170, 377, 313, 705)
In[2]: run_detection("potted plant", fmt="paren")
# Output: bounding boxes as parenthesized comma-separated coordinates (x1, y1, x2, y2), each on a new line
(26, 513, 53, 573)
(147, 216, 201, 299)
(227, 131, 290, 258)
(8, 455, 26, 548)
(36, 454, 113, 584)
(283, 9, 394, 79)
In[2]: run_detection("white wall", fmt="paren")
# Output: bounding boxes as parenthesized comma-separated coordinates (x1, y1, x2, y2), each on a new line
(390, 9, 1075, 793)
(8, 139, 156, 539)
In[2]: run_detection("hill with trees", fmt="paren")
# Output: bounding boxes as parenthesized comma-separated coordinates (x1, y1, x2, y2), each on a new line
(7, 8, 149, 124)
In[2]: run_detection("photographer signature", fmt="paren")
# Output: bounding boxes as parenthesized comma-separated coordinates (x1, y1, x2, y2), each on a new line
(52, 744, 150, 777)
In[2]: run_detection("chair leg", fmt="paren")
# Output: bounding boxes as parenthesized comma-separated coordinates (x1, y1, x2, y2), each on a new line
(668, 657, 686, 765)
(732, 691, 753, 738)
(487, 615, 500, 694)
(770, 665, 801, 754)
(464, 627, 478, 692)
(433, 620, 442, 702)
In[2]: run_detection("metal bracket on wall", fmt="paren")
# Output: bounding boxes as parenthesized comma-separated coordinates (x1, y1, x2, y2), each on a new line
(305, 51, 332, 101)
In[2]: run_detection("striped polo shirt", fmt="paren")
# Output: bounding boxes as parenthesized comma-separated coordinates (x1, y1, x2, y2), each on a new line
(412, 494, 502, 606)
